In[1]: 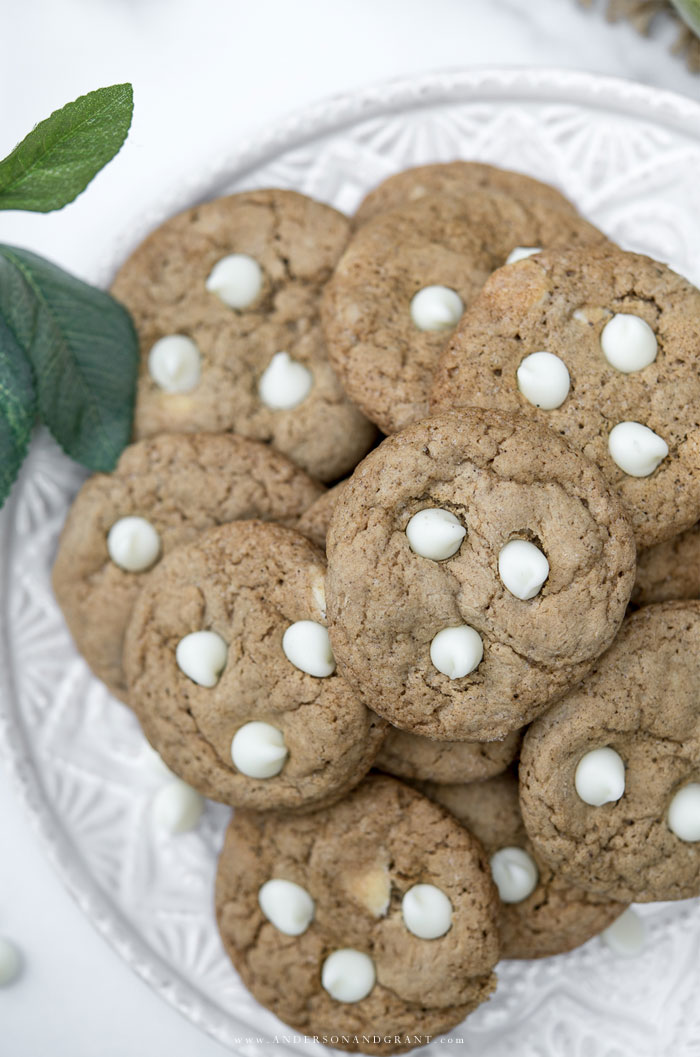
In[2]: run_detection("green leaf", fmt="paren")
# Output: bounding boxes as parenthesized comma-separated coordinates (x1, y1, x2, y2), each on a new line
(0, 300, 37, 510)
(0, 244, 138, 472)
(0, 84, 133, 213)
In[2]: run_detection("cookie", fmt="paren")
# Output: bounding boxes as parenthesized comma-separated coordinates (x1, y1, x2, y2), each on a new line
(326, 409, 636, 741)
(52, 432, 324, 701)
(420, 772, 626, 959)
(262, 478, 521, 785)
(375, 727, 521, 784)
(431, 243, 700, 549)
(354, 161, 580, 224)
(111, 189, 376, 481)
(123, 521, 385, 812)
(297, 480, 348, 551)
(322, 190, 605, 434)
(632, 522, 700, 607)
(215, 775, 500, 1054)
(520, 602, 700, 902)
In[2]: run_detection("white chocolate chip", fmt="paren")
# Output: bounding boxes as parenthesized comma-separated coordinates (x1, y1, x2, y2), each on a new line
(668, 782, 700, 842)
(107, 516, 161, 573)
(231, 721, 288, 778)
(601, 908, 646, 958)
(152, 780, 204, 834)
(205, 253, 263, 309)
(505, 246, 542, 265)
(410, 286, 464, 331)
(321, 949, 376, 1003)
(516, 351, 570, 410)
(573, 309, 589, 324)
(346, 866, 391, 917)
(258, 879, 315, 936)
(575, 747, 625, 806)
(148, 335, 201, 392)
(175, 630, 228, 687)
(430, 626, 483, 679)
(490, 847, 539, 904)
(0, 938, 21, 987)
(608, 422, 668, 477)
(282, 621, 335, 677)
(401, 884, 453, 939)
(258, 351, 313, 410)
(498, 539, 549, 600)
(405, 508, 466, 561)
(601, 314, 657, 373)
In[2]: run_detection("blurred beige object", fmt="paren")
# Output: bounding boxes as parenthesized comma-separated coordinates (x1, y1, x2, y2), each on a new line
(579, 0, 700, 70)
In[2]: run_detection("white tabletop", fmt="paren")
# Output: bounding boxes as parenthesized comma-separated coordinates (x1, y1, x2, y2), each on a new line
(1, 1, 699, 1054)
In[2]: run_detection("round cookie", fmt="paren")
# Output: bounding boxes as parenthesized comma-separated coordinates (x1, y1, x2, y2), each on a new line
(326, 409, 636, 741)
(111, 189, 376, 481)
(322, 190, 606, 435)
(258, 465, 523, 790)
(52, 432, 324, 701)
(420, 772, 626, 959)
(354, 161, 581, 224)
(519, 602, 700, 902)
(123, 521, 385, 812)
(632, 522, 700, 607)
(375, 727, 521, 784)
(297, 479, 348, 551)
(431, 243, 700, 549)
(215, 775, 500, 1054)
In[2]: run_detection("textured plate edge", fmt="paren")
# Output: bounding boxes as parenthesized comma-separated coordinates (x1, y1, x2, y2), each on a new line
(2, 65, 700, 1054)
(0, 440, 235, 1043)
(96, 65, 700, 286)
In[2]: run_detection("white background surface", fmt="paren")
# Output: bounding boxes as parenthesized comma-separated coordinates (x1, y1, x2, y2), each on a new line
(1, 2, 700, 1054)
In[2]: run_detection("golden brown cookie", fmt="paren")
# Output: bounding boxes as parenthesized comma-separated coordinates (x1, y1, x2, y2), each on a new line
(297, 480, 348, 551)
(431, 243, 700, 548)
(354, 161, 581, 224)
(375, 726, 521, 784)
(111, 189, 376, 481)
(420, 772, 626, 959)
(215, 776, 500, 1054)
(52, 432, 324, 701)
(326, 410, 636, 741)
(123, 521, 385, 812)
(520, 602, 700, 902)
(632, 522, 700, 606)
(322, 190, 605, 434)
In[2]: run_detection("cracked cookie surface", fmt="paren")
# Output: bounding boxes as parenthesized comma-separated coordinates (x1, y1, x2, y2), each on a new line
(430, 244, 700, 548)
(421, 772, 626, 959)
(354, 161, 582, 224)
(52, 432, 324, 701)
(375, 726, 521, 784)
(297, 480, 348, 551)
(123, 521, 385, 811)
(326, 410, 636, 741)
(215, 775, 499, 1054)
(293, 470, 524, 782)
(520, 602, 700, 902)
(322, 190, 605, 435)
(633, 522, 700, 606)
(111, 189, 375, 481)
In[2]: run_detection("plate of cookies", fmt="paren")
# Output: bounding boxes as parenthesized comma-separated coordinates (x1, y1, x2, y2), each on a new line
(4, 67, 700, 1057)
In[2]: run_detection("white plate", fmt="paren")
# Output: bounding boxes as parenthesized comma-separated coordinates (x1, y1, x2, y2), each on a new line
(3, 68, 700, 1057)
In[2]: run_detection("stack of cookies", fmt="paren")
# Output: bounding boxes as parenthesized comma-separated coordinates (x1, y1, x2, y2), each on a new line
(52, 165, 700, 1053)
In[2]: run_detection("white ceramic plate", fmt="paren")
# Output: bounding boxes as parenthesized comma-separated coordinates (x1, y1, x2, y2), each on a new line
(3, 68, 700, 1057)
